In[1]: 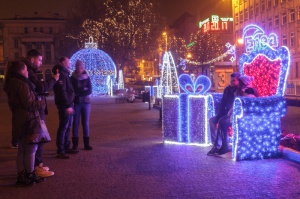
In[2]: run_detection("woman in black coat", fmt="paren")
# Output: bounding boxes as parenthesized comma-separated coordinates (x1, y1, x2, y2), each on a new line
(4, 61, 45, 186)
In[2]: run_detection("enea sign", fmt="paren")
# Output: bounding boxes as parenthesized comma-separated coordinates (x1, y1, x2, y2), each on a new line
(199, 15, 233, 33)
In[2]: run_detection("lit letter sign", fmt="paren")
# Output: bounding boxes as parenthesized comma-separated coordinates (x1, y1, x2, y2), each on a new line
(199, 15, 233, 33)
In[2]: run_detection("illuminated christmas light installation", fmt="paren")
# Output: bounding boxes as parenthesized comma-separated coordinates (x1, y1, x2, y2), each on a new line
(118, 70, 124, 89)
(163, 74, 214, 146)
(159, 52, 180, 97)
(231, 24, 290, 161)
(70, 38, 117, 95)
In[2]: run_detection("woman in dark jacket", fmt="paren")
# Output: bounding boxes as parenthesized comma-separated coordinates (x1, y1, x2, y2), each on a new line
(4, 61, 45, 186)
(70, 60, 93, 150)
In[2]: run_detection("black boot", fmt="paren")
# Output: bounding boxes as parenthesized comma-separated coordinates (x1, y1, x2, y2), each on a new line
(16, 170, 34, 187)
(27, 171, 45, 184)
(83, 137, 93, 150)
(72, 137, 79, 152)
(218, 133, 231, 155)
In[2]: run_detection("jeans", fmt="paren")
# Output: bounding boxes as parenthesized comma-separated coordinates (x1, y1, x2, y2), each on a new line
(209, 115, 223, 148)
(72, 103, 91, 138)
(56, 108, 73, 154)
(213, 115, 231, 149)
(17, 139, 38, 173)
(35, 142, 44, 167)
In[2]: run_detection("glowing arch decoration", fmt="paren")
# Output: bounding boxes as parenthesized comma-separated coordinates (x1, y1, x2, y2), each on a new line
(163, 74, 214, 146)
(160, 52, 180, 96)
(70, 48, 117, 95)
(231, 24, 290, 161)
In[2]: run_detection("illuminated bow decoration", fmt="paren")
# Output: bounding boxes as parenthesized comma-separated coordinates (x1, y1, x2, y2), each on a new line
(179, 74, 211, 94)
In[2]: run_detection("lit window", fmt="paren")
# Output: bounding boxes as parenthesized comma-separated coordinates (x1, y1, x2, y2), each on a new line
(290, 9, 295, 22)
(250, 6, 254, 19)
(240, 11, 244, 23)
(282, 34, 287, 45)
(262, 20, 266, 30)
(255, 3, 259, 16)
(14, 52, 19, 60)
(245, 9, 248, 21)
(282, 12, 287, 25)
(14, 39, 18, 48)
(235, 13, 239, 25)
(296, 62, 299, 78)
(268, 18, 272, 29)
(290, 32, 295, 47)
(267, 0, 271, 9)
(275, 15, 279, 26)
(261, 0, 265, 12)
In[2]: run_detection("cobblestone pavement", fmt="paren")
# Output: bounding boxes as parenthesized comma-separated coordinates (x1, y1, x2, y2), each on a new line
(0, 96, 299, 199)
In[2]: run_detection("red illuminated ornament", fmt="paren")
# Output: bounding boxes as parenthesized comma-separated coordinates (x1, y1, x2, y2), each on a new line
(243, 55, 281, 97)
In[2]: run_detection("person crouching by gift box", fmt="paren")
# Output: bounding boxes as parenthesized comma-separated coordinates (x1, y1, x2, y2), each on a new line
(4, 61, 45, 186)
(70, 60, 93, 151)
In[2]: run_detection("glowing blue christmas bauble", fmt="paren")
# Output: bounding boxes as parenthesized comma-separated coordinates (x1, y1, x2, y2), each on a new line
(70, 48, 117, 95)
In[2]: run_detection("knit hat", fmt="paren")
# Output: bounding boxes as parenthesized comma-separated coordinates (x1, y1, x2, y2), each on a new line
(239, 75, 254, 86)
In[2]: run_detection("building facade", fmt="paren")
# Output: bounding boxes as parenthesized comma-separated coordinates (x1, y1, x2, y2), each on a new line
(232, 0, 300, 81)
(0, 15, 66, 81)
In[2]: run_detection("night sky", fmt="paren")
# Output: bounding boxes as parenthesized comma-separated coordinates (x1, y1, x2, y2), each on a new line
(0, 0, 231, 25)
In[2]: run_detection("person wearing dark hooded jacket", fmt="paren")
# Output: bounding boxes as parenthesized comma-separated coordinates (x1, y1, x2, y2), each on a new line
(52, 57, 75, 159)
(70, 60, 93, 151)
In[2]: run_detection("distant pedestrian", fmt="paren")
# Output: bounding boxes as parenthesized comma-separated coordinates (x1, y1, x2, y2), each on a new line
(127, 87, 135, 103)
(4, 61, 45, 186)
(52, 57, 76, 159)
(71, 60, 93, 151)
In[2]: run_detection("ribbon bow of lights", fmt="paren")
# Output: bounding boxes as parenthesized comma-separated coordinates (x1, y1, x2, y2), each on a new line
(178, 74, 211, 94)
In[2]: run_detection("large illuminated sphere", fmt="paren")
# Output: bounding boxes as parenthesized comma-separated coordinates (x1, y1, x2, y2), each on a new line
(70, 48, 117, 95)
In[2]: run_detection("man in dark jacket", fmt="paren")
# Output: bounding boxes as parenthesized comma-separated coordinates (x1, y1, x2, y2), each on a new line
(20, 49, 59, 177)
(52, 57, 76, 159)
(207, 72, 240, 156)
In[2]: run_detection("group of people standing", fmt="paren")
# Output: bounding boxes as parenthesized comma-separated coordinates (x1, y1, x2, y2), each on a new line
(207, 72, 258, 156)
(3, 49, 93, 186)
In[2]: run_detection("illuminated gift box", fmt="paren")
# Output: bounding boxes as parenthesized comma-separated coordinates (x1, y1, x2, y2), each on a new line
(231, 24, 290, 161)
(162, 75, 214, 145)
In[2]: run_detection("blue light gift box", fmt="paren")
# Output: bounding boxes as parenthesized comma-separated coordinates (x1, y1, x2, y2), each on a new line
(162, 75, 214, 145)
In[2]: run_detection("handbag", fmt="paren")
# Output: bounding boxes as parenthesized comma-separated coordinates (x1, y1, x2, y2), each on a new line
(26, 108, 51, 144)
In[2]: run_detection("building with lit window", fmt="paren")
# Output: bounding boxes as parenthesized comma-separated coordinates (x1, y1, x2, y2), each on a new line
(0, 13, 66, 81)
(232, 0, 300, 81)
(136, 59, 158, 82)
